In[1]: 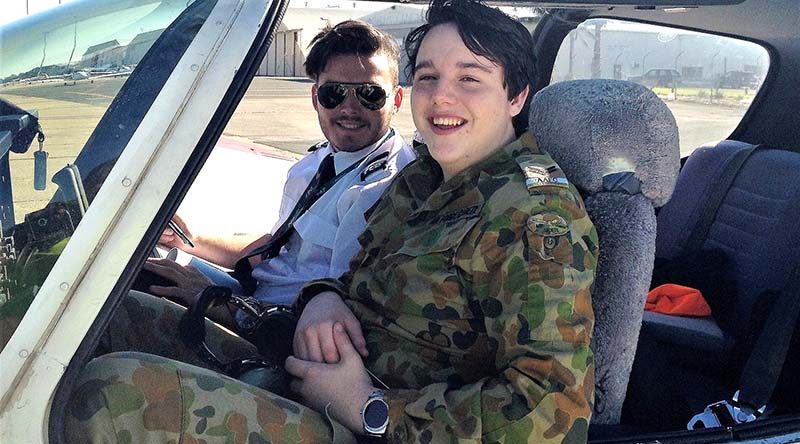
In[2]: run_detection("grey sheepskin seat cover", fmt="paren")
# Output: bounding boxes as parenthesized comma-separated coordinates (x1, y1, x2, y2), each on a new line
(529, 79, 680, 424)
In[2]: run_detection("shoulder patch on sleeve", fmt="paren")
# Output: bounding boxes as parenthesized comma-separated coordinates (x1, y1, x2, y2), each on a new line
(360, 151, 390, 181)
(524, 212, 575, 264)
(307, 141, 328, 152)
(519, 160, 570, 191)
(526, 213, 570, 237)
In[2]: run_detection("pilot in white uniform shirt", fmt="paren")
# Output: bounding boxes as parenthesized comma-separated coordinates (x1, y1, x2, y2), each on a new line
(250, 129, 415, 306)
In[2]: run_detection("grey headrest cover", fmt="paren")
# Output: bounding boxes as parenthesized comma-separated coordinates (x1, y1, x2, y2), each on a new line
(529, 80, 680, 207)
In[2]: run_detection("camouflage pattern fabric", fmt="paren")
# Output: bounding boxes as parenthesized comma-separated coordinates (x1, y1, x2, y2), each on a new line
(309, 132, 599, 443)
(99, 290, 258, 372)
(65, 352, 343, 444)
(68, 133, 597, 443)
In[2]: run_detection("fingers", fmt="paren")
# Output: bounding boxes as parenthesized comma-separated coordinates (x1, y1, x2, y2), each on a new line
(285, 356, 312, 379)
(294, 333, 309, 361)
(291, 294, 366, 365)
(318, 325, 340, 363)
(159, 228, 176, 246)
(297, 324, 341, 363)
(285, 358, 318, 401)
(332, 322, 358, 361)
(148, 285, 193, 306)
(141, 260, 211, 308)
(289, 378, 302, 395)
(342, 313, 368, 358)
(144, 260, 210, 288)
(143, 259, 184, 282)
(303, 329, 324, 363)
(171, 214, 189, 232)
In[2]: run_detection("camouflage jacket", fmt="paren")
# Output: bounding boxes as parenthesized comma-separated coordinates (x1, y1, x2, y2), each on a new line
(302, 133, 599, 443)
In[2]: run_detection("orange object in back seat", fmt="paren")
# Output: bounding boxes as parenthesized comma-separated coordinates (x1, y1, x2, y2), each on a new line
(645, 284, 712, 317)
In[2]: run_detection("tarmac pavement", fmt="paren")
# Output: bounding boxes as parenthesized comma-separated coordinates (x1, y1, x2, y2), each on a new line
(1, 75, 743, 226)
(224, 76, 416, 154)
(0, 76, 415, 236)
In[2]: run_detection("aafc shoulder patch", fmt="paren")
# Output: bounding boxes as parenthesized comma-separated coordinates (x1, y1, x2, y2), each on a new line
(520, 161, 570, 191)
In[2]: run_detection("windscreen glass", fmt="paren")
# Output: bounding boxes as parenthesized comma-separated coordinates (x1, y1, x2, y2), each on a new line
(0, 0, 217, 352)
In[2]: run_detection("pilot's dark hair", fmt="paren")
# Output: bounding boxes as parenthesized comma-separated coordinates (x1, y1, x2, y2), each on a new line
(405, 0, 536, 135)
(304, 20, 400, 86)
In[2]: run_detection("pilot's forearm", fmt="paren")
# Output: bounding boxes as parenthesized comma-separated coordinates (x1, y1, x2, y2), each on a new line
(189, 233, 266, 268)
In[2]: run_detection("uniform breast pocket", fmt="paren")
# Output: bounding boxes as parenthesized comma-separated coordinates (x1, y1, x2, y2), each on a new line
(387, 216, 482, 327)
(293, 212, 336, 250)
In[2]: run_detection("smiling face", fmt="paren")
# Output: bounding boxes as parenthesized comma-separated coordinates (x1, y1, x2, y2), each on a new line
(411, 23, 528, 179)
(312, 53, 402, 152)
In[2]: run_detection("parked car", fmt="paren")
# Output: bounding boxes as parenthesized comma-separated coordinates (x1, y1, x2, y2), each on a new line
(629, 68, 682, 88)
(718, 70, 761, 89)
(1, 0, 799, 443)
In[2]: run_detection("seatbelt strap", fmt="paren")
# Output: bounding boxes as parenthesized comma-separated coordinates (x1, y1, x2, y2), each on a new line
(689, 260, 800, 429)
(683, 144, 762, 255)
(252, 153, 337, 259)
(230, 153, 336, 293)
(738, 260, 800, 409)
(231, 130, 395, 293)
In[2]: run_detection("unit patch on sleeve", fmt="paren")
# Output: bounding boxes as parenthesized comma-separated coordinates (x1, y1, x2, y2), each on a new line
(520, 161, 570, 191)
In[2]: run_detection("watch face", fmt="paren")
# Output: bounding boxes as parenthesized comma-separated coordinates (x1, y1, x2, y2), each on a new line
(364, 398, 389, 429)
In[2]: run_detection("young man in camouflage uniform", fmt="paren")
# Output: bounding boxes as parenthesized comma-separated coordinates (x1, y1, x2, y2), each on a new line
(65, 0, 599, 442)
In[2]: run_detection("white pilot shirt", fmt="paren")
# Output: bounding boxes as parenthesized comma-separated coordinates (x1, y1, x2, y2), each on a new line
(250, 129, 415, 306)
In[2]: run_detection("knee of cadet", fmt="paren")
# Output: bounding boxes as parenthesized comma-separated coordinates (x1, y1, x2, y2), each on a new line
(66, 352, 170, 420)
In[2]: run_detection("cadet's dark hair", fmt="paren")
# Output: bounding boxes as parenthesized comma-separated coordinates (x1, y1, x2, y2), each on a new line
(304, 20, 400, 86)
(405, 0, 536, 135)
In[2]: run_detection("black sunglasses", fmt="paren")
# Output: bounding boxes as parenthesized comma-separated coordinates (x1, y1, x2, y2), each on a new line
(316, 82, 388, 111)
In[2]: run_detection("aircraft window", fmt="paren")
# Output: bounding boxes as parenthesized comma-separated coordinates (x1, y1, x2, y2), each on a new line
(0, 0, 216, 352)
(551, 18, 770, 156)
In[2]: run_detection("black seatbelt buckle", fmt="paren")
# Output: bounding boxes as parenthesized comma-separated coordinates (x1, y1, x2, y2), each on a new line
(688, 391, 766, 430)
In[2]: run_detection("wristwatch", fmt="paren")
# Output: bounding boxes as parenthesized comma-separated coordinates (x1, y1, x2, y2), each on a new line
(361, 389, 389, 437)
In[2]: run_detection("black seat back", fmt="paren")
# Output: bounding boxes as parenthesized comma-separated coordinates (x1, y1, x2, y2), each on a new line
(656, 141, 800, 341)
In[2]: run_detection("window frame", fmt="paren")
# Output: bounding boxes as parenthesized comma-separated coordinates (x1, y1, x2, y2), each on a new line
(0, 0, 288, 441)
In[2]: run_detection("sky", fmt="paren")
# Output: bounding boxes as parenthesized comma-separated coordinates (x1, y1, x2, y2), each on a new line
(1, 0, 80, 26)
(0, 0, 390, 26)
